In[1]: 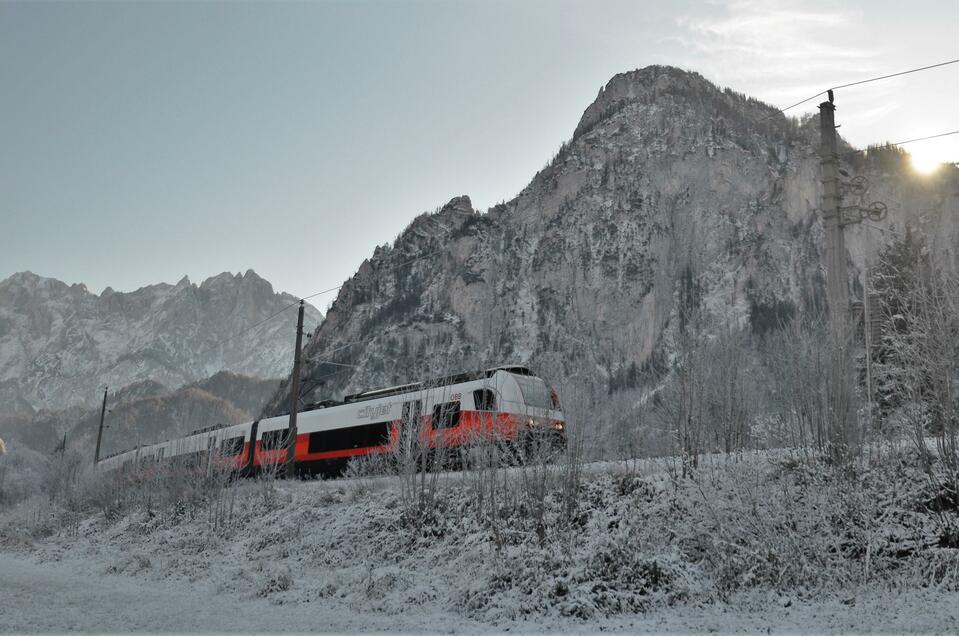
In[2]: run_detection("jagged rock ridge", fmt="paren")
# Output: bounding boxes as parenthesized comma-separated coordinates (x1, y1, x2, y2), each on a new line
(0, 270, 321, 414)
(265, 65, 959, 414)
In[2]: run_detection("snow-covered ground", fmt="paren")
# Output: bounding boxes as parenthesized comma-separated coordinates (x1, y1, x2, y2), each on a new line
(0, 552, 482, 633)
(3, 447, 959, 633)
(3, 551, 958, 634)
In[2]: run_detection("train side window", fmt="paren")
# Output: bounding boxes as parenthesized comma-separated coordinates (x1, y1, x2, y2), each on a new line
(473, 389, 496, 411)
(432, 401, 461, 429)
(359, 421, 391, 447)
(309, 422, 390, 453)
(261, 430, 288, 450)
(220, 436, 245, 456)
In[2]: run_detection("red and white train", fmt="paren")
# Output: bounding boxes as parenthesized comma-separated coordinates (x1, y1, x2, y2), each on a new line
(97, 366, 566, 476)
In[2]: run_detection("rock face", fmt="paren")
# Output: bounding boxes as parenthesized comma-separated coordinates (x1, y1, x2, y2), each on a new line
(265, 65, 959, 414)
(0, 270, 321, 414)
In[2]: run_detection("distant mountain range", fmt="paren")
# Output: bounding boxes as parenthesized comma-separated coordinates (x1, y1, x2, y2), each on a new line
(0, 270, 322, 415)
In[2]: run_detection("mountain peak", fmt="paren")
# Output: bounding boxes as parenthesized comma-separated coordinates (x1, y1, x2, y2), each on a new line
(0, 271, 81, 299)
(571, 65, 786, 142)
(574, 65, 715, 139)
(439, 195, 474, 215)
(2, 270, 45, 287)
(198, 271, 239, 290)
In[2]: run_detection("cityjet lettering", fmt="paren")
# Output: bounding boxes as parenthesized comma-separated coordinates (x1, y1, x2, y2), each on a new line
(357, 404, 392, 420)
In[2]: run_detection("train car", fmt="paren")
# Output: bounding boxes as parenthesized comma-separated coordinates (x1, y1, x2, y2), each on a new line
(248, 365, 565, 476)
(98, 366, 565, 478)
(97, 420, 257, 475)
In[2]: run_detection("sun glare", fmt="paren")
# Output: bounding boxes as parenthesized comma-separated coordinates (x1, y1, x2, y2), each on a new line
(910, 150, 943, 174)
(906, 138, 957, 175)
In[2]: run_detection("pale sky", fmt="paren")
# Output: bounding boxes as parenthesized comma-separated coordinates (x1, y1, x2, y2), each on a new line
(2, 0, 957, 305)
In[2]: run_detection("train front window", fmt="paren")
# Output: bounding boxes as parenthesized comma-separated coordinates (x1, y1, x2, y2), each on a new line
(473, 389, 496, 411)
(513, 375, 553, 409)
(432, 402, 461, 429)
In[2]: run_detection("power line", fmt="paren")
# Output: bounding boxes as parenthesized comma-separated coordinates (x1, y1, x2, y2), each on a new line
(843, 129, 959, 158)
(197, 299, 301, 355)
(302, 284, 342, 302)
(307, 359, 358, 369)
(295, 245, 447, 304)
(860, 221, 907, 238)
(295, 367, 354, 405)
(305, 338, 371, 360)
(888, 129, 959, 147)
(780, 58, 959, 112)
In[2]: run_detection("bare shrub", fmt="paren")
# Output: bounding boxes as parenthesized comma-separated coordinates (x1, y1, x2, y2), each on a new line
(651, 323, 761, 475)
(759, 314, 831, 454)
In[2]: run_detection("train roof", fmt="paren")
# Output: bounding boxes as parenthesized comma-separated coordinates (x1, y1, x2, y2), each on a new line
(342, 365, 534, 404)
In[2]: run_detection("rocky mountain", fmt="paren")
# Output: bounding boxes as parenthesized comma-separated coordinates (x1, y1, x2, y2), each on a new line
(265, 65, 959, 415)
(0, 270, 321, 414)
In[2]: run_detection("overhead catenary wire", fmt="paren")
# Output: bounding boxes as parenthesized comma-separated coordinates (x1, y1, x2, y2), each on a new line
(780, 58, 959, 112)
(859, 221, 904, 237)
(842, 129, 959, 158)
(297, 243, 452, 303)
(295, 236, 483, 396)
(295, 367, 355, 406)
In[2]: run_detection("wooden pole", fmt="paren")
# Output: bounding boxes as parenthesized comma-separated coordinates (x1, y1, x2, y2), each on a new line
(864, 271, 874, 438)
(819, 96, 853, 460)
(285, 301, 305, 478)
(94, 386, 108, 465)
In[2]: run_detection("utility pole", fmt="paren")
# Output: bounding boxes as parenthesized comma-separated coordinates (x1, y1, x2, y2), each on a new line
(94, 386, 108, 466)
(285, 300, 305, 479)
(863, 273, 874, 438)
(819, 94, 853, 460)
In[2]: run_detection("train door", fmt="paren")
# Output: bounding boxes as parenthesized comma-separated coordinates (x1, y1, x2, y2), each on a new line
(245, 421, 259, 473)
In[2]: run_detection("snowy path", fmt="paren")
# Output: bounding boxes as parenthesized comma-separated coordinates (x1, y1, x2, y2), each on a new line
(3, 552, 959, 634)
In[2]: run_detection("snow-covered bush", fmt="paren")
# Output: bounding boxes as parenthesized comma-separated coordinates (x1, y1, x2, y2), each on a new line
(0, 444, 49, 506)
